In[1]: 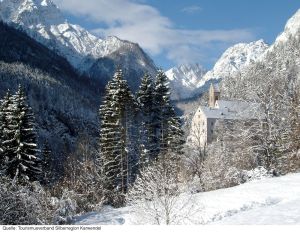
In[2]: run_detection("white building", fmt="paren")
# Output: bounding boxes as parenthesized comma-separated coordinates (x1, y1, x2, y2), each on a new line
(188, 84, 260, 147)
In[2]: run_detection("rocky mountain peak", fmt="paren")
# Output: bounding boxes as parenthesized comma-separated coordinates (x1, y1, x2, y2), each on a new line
(165, 63, 207, 100)
(0, 0, 157, 86)
(0, 0, 65, 26)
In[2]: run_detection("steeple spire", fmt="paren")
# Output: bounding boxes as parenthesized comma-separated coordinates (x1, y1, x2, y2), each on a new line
(209, 83, 220, 108)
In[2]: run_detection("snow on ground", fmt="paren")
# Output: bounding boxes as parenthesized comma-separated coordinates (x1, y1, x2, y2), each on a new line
(74, 173, 300, 225)
(213, 199, 300, 224)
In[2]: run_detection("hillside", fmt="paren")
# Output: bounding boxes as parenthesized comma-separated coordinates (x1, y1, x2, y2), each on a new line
(0, 0, 157, 90)
(74, 173, 300, 225)
(0, 21, 100, 160)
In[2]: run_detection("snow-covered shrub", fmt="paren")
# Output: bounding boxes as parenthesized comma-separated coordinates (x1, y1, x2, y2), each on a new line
(201, 148, 271, 191)
(188, 176, 203, 193)
(128, 157, 201, 224)
(200, 140, 252, 191)
(51, 176, 105, 225)
(277, 152, 300, 175)
(241, 166, 271, 182)
(224, 167, 245, 185)
(53, 189, 78, 225)
(0, 177, 54, 225)
(52, 136, 105, 214)
(183, 143, 208, 192)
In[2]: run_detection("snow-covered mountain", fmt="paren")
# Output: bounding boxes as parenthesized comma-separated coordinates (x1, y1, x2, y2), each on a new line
(0, 21, 101, 158)
(230, 8, 300, 85)
(221, 8, 300, 98)
(202, 39, 269, 85)
(273, 9, 300, 45)
(166, 64, 206, 100)
(166, 40, 269, 100)
(0, 0, 157, 88)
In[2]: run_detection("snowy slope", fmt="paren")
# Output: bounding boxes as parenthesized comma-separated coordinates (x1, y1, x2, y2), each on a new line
(74, 173, 300, 225)
(165, 64, 207, 100)
(213, 199, 300, 224)
(0, 0, 157, 82)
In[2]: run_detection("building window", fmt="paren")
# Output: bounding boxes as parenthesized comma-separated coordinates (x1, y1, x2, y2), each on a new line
(211, 122, 213, 126)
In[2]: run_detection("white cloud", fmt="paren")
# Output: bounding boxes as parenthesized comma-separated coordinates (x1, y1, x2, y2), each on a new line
(181, 5, 202, 14)
(52, 0, 256, 66)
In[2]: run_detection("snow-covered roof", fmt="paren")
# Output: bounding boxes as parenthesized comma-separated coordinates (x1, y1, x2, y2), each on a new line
(215, 100, 250, 111)
(199, 100, 261, 120)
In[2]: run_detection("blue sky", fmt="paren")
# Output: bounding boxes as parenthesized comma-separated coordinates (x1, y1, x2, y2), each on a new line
(53, 0, 300, 70)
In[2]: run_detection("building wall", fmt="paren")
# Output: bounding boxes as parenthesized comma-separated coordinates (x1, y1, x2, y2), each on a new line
(206, 118, 217, 144)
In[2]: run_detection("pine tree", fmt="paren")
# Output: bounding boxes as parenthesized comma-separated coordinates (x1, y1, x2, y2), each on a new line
(3, 85, 41, 183)
(0, 91, 12, 175)
(99, 69, 136, 207)
(99, 80, 122, 205)
(136, 73, 156, 168)
(153, 70, 174, 157)
(166, 115, 185, 155)
(166, 115, 185, 180)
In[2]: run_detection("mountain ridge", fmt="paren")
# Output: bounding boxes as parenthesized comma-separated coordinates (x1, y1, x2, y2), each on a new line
(166, 40, 269, 100)
(0, 0, 157, 89)
(166, 64, 207, 100)
(0, 21, 100, 159)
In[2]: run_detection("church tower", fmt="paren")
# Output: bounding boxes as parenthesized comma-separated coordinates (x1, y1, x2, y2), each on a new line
(209, 83, 220, 108)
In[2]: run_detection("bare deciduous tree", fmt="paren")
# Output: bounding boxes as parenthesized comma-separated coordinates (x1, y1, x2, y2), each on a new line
(127, 153, 201, 224)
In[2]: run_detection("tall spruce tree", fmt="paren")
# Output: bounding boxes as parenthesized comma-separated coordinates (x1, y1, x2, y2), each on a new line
(3, 86, 41, 183)
(150, 71, 186, 181)
(99, 69, 136, 207)
(166, 115, 185, 156)
(136, 73, 156, 168)
(0, 91, 12, 175)
(153, 70, 174, 157)
(165, 114, 185, 179)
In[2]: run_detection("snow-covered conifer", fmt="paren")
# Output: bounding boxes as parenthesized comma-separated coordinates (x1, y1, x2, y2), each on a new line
(99, 69, 136, 207)
(153, 70, 174, 157)
(0, 91, 12, 175)
(136, 73, 156, 168)
(3, 85, 41, 183)
(166, 115, 185, 155)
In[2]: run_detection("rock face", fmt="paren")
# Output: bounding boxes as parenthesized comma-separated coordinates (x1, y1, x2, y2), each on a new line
(165, 64, 207, 100)
(0, 0, 157, 89)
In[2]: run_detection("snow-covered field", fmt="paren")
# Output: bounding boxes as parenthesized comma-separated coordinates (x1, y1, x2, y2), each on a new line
(74, 173, 300, 225)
